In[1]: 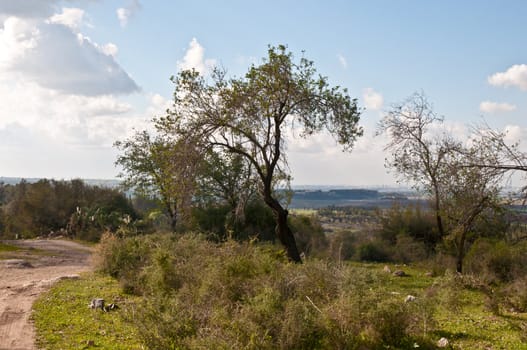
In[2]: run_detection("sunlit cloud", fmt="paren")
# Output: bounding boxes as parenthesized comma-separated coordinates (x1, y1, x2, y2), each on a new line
(176, 37, 217, 75)
(479, 101, 516, 114)
(48, 7, 86, 30)
(488, 64, 527, 91)
(362, 88, 384, 111)
(116, 0, 141, 28)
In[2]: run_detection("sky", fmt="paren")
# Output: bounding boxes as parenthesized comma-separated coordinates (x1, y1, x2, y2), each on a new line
(0, 1, 526, 187)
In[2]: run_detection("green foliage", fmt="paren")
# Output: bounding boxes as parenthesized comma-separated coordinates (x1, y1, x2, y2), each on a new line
(326, 230, 357, 261)
(288, 214, 328, 257)
(379, 204, 439, 254)
(465, 239, 527, 284)
(0, 179, 138, 240)
(192, 199, 277, 242)
(96, 234, 448, 349)
(357, 241, 390, 262)
(95, 232, 152, 293)
(33, 273, 142, 349)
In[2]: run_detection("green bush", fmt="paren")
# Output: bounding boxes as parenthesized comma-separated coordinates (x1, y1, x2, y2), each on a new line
(357, 241, 390, 262)
(326, 230, 356, 262)
(97, 233, 436, 349)
(465, 239, 527, 284)
(289, 214, 328, 258)
(95, 232, 152, 293)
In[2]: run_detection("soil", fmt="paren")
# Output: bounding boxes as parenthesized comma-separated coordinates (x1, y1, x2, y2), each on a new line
(0, 239, 93, 350)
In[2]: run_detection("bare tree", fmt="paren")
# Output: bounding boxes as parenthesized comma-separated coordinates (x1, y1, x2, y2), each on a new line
(378, 92, 452, 238)
(379, 93, 507, 272)
(439, 149, 503, 272)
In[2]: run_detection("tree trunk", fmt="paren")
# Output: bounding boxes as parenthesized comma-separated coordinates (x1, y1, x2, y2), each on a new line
(275, 206, 302, 263)
(167, 203, 177, 233)
(456, 230, 467, 273)
(456, 256, 463, 274)
(262, 193, 302, 263)
(433, 186, 445, 237)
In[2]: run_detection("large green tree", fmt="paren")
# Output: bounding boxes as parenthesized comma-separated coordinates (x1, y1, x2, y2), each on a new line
(164, 45, 363, 262)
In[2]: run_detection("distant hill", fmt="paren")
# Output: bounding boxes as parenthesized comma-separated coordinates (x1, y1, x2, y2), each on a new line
(289, 189, 410, 208)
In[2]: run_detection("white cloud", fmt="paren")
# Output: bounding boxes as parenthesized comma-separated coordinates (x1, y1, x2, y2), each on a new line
(503, 125, 526, 145)
(337, 54, 347, 69)
(116, 0, 141, 27)
(362, 88, 384, 111)
(48, 7, 85, 30)
(0, 17, 40, 68)
(116, 8, 130, 27)
(177, 38, 217, 75)
(0, 77, 161, 151)
(488, 64, 527, 90)
(0, 1, 61, 19)
(0, 16, 139, 96)
(101, 42, 118, 57)
(287, 127, 394, 186)
(479, 101, 517, 114)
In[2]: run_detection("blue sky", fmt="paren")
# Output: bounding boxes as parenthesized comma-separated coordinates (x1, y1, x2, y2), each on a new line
(0, 1, 526, 186)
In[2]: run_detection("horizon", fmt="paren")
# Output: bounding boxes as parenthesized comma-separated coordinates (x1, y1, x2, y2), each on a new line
(1, 1, 526, 186)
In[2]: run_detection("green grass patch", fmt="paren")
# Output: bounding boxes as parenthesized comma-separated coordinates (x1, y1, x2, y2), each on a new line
(0, 241, 22, 259)
(33, 273, 142, 350)
(0, 242, 21, 253)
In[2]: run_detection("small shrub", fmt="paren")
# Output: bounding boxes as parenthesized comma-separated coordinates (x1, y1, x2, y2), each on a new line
(502, 276, 527, 312)
(95, 232, 151, 294)
(465, 239, 527, 284)
(357, 241, 390, 262)
(392, 234, 428, 263)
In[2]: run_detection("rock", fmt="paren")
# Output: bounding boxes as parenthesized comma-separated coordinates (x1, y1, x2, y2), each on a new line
(437, 337, 449, 348)
(392, 270, 407, 277)
(405, 295, 416, 303)
(383, 265, 391, 273)
(89, 298, 105, 311)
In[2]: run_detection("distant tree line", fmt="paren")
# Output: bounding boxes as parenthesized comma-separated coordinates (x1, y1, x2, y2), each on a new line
(0, 179, 138, 241)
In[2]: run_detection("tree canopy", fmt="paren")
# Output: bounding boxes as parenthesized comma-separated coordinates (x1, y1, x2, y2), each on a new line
(163, 45, 363, 261)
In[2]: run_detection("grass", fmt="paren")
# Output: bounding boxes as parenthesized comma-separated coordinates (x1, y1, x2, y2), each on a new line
(33, 237, 527, 349)
(433, 288, 527, 349)
(0, 241, 21, 253)
(0, 241, 22, 259)
(33, 273, 143, 350)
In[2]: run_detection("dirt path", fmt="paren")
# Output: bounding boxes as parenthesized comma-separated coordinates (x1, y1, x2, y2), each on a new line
(0, 239, 93, 350)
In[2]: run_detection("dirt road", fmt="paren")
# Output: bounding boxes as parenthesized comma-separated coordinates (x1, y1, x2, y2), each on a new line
(0, 239, 93, 350)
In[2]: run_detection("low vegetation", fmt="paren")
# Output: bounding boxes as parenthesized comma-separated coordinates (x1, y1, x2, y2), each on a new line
(33, 274, 142, 350)
(82, 233, 527, 349)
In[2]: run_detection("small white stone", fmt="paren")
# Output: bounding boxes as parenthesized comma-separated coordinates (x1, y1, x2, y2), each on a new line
(437, 337, 449, 348)
(405, 295, 416, 303)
